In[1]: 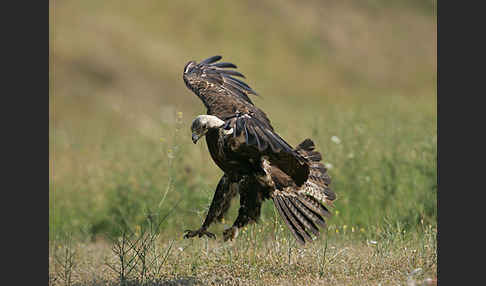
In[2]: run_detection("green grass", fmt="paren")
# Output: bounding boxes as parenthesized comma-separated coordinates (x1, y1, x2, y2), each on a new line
(49, 94, 436, 241)
(50, 0, 436, 284)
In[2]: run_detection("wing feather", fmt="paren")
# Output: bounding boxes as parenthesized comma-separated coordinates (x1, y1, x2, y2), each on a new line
(280, 196, 314, 241)
(193, 56, 258, 105)
(273, 196, 305, 245)
(297, 195, 331, 219)
(291, 197, 327, 228)
(226, 115, 309, 186)
(221, 70, 246, 79)
(184, 55, 275, 129)
(287, 197, 320, 236)
(200, 55, 222, 65)
(212, 62, 237, 68)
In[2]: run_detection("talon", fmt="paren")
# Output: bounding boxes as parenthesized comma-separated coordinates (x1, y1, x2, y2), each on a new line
(223, 226, 239, 242)
(183, 228, 215, 239)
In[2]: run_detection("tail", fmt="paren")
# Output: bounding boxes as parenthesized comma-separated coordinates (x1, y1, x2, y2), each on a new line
(271, 138, 336, 245)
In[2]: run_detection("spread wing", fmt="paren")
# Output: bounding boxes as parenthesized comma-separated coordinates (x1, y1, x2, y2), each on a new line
(268, 139, 336, 245)
(223, 114, 310, 186)
(186, 55, 258, 105)
(272, 191, 331, 245)
(184, 55, 273, 129)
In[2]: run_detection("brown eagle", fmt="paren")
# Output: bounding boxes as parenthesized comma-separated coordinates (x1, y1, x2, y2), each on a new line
(183, 55, 336, 245)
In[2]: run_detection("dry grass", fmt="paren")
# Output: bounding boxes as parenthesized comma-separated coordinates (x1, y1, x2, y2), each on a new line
(49, 221, 436, 286)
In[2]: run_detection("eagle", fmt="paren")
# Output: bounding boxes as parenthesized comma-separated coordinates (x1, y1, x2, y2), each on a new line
(182, 55, 336, 245)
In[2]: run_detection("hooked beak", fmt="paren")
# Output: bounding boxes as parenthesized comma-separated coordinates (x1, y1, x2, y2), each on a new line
(192, 133, 201, 144)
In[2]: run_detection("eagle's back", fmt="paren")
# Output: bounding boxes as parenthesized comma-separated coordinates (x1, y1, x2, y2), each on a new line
(202, 88, 273, 131)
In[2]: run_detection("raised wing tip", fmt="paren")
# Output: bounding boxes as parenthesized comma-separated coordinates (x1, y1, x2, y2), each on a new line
(211, 62, 238, 69)
(200, 55, 222, 65)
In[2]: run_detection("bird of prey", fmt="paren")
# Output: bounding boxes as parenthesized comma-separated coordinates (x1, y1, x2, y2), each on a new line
(183, 55, 336, 245)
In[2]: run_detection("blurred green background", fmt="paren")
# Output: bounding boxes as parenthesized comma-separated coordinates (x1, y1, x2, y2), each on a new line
(49, 0, 436, 241)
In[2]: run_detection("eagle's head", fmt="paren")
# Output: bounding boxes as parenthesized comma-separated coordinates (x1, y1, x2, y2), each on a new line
(190, 115, 226, 144)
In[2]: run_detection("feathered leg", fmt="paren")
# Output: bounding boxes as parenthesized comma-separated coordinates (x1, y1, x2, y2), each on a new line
(184, 174, 237, 239)
(223, 176, 267, 241)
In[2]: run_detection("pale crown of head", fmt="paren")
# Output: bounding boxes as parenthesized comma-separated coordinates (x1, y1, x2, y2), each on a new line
(191, 115, 225, 136)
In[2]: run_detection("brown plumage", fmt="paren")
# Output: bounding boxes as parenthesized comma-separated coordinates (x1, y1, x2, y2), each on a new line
(183, 56, 336, 245)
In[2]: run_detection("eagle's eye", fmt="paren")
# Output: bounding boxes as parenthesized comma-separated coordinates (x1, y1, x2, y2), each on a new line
(191, 119, 205, 134)
(184, 61, 196, 74)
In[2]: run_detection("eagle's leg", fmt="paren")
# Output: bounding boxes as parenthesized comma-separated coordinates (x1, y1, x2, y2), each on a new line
(223, 181, 264, 242)
(184, 175, 237, 240)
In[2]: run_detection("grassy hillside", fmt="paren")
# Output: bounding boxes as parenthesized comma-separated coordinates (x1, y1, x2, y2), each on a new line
(49, 0, 436, 284)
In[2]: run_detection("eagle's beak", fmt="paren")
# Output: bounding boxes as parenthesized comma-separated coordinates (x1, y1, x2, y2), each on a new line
(192, 133, 200, 144)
